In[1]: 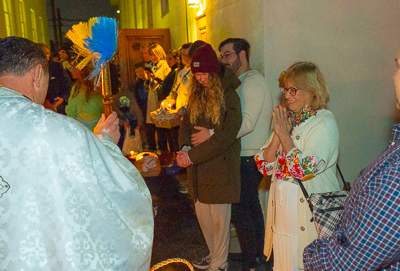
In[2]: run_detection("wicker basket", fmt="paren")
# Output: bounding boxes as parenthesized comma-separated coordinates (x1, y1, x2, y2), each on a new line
(150, 110, 181, 129)
(133, 152, 161, 177)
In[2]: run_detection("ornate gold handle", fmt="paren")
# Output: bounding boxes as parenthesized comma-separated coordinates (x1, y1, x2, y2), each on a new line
(101, 62, 113, 117)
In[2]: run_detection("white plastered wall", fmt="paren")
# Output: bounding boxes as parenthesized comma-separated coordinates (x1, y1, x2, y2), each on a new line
(151, 0, 195, 49)
(206, 0, 265, 75)
(263, 0, 400, 182)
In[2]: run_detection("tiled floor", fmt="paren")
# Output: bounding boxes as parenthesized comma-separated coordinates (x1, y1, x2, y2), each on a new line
(146, 168, 273, 271)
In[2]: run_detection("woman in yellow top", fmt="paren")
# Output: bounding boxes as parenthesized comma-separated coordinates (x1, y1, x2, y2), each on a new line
(66, 66, 104, 131)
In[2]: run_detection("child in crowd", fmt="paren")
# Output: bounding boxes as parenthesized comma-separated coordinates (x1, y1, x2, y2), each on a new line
(131, 62, 153, 151)
(133, 62, 148, 119)
(147, 43, 171, 82)
(141, 43, 154, 70)
(112, 68, 144, 149)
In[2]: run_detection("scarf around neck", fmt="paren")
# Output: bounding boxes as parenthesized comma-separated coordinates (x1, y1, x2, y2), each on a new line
(288, 105, 317, 130)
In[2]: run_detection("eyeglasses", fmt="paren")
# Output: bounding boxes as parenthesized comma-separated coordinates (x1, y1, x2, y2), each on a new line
(219, 51, 238, 61)
(280, 87, 299, 96)
(396, 58, 400, 69)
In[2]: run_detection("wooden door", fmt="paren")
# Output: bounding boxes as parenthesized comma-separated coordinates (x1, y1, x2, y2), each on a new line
(118, 28, 171, 90)
(196, 14, 207, 42)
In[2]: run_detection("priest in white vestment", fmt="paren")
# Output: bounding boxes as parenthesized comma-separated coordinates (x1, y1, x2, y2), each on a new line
(0, 37, 153, 270)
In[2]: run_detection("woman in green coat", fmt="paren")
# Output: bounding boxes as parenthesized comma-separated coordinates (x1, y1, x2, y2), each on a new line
(177, 44, 242, 271)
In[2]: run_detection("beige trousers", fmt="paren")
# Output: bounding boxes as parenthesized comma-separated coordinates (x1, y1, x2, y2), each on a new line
(195, 201, 231, 268)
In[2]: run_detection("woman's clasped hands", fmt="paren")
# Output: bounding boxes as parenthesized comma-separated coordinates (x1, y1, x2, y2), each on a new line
(273, 105, 292, 139)
(270, 105, 295, 155)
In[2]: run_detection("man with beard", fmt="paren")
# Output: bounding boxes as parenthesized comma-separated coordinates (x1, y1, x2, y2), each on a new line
(219, 38, 273, 271)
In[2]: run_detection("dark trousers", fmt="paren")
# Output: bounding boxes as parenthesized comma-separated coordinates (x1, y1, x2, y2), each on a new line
(157, 128, 169, 151)
(231, 156, 265, 269)
(145, 123, 157, 151)
(155, 126, 180, 153)
(168, 126, 179, 152)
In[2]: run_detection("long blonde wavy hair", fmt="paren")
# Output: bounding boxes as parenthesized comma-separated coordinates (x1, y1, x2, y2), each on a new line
(188, 73, 225, 125)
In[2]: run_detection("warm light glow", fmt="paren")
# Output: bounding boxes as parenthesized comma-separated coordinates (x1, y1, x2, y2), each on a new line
(188, 0, 199, 8)
(116, 10, 120, 13)
(135, 152, 158, 161)
(129, 151, 138, 159)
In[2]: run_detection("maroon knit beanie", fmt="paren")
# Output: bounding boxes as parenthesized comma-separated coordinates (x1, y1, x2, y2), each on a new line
(190, 44, 221, 74)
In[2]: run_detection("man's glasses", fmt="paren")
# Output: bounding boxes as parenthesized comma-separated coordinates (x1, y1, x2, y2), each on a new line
(280, 87, 299, 96)
(219, 51, 238, 61)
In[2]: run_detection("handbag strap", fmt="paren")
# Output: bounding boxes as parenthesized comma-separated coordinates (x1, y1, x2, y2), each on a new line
(296, 179, 314, 212)
(336, 164, 346, 186)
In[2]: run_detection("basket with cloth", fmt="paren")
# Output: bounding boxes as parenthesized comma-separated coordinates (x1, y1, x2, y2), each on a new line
(150, 107, 181, 129)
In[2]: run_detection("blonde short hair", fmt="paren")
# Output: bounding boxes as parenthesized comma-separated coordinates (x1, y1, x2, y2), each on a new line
(149, 43, 166, 61)
(279, 62, 329, 110)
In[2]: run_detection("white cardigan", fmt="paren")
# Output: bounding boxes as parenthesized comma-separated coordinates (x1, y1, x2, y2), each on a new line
(260, 109, 341, 269)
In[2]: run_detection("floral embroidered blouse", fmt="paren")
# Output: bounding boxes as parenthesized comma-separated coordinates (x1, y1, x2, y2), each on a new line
(255, 108, 325, 183)
(255, 146, 324, 183)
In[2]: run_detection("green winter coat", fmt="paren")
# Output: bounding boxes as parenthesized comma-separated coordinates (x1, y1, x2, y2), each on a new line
(179, 65, 242, 204)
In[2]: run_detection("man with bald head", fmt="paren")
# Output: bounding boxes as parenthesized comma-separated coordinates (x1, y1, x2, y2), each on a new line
(0, 37, 153, 271)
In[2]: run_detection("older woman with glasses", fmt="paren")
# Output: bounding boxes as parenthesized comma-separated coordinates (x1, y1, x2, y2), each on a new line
(255, 62, 340, 271)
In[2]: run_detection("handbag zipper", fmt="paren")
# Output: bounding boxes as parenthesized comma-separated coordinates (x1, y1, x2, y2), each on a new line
(322, 206, 344, 213)
(321, 194, 347, 199)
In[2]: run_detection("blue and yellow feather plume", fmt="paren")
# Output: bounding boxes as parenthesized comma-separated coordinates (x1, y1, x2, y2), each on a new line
(66, 17, 118, 84)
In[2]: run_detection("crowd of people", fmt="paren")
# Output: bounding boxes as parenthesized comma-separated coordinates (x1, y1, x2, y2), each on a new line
(1, 34, 400, 271)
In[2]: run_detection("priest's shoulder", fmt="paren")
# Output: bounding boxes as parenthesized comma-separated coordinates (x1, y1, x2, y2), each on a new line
(30, 104, 90, 143)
